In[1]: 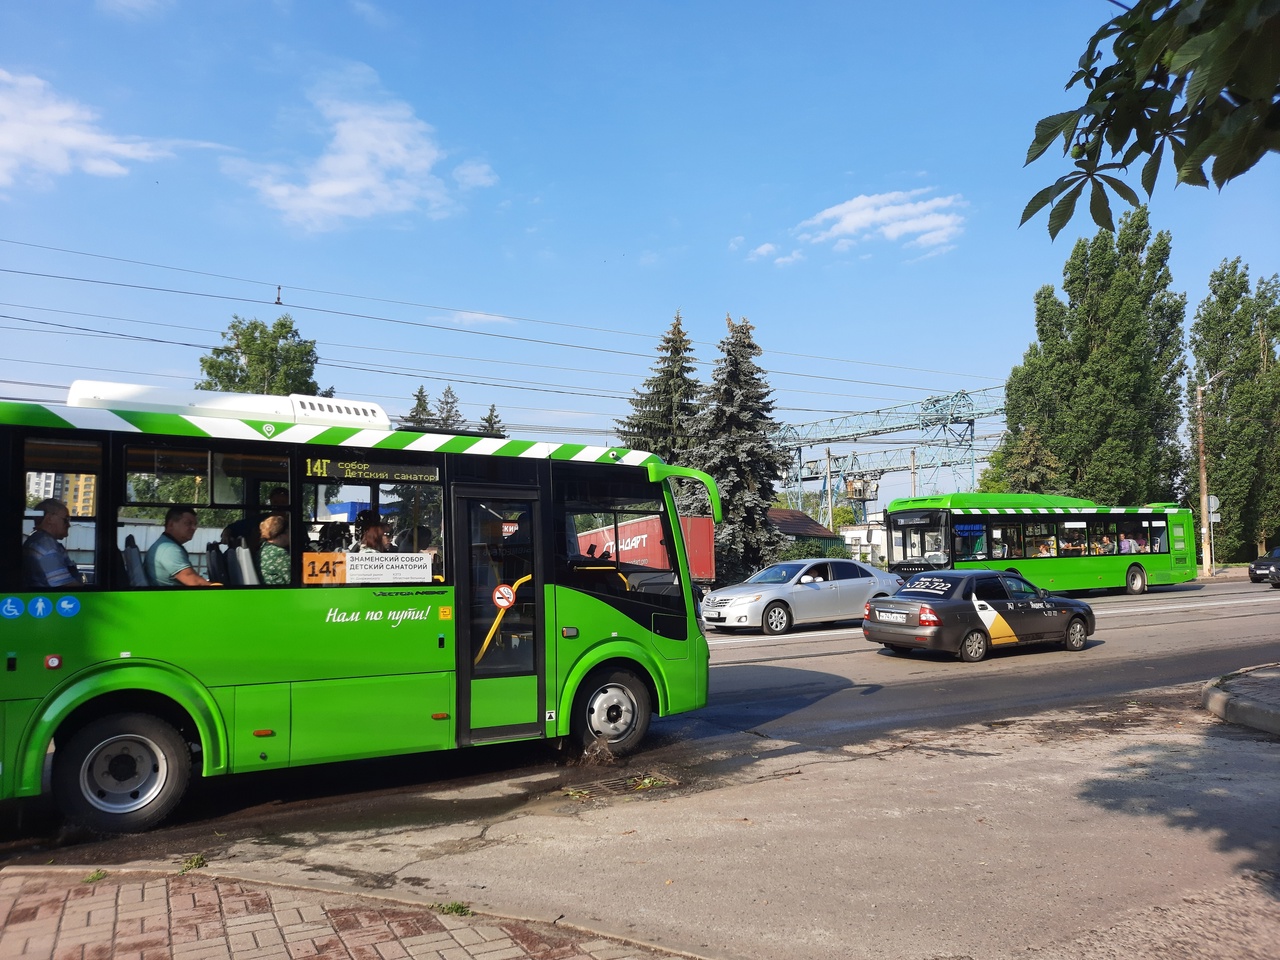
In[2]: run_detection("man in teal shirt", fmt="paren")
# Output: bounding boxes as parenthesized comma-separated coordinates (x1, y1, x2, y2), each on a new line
(145, 506, 218, 587)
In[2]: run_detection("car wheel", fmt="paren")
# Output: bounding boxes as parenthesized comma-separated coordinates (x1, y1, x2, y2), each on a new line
(1125, 565, 1147, 595)
(958, 629, 989, 663)
(1062, 618, 1088, 652)
(1271, 581, 1280, 590)
(52, 713, 191, 834)
(885, 644, 913, 656)
(571, 667, 652, 756)
(762, 601, 792, 636)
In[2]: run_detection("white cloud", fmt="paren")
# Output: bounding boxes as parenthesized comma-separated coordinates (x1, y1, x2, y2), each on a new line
(797, 188, 966, 250)
(728, 235, 745, 251)
(0, 69, 173, 191)
(774, 249, 805, 266)
(348, 1, 388, 27)
(747, 242, 778, 261)
(453, 159, 497, 190)
(96, 0, 174, 18)
(227, 68, 496, 231)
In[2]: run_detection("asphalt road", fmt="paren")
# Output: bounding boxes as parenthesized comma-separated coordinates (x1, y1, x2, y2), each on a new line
(3, 578, 1279, 959)
(695, 578, 1280, 744)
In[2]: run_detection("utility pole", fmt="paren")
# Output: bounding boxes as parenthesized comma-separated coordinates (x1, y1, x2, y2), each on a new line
(824, 448, 833, 530)
(1196, 373, 1222, 579)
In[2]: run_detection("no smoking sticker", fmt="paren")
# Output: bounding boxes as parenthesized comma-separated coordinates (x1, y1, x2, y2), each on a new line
(492, 584, 515, 609)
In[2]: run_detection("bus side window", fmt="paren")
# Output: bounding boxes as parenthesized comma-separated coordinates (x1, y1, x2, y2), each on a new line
(22, 437, 101, 589)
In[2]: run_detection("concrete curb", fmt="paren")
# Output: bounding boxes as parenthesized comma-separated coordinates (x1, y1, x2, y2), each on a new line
(1201, 662, 1280, 738)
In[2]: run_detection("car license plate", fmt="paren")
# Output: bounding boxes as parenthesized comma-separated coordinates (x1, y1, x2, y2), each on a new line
(878, 611, 907, 623)
(705, 613, 724, 622)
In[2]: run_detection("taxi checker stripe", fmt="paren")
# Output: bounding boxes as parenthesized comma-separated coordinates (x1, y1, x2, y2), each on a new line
(3, 400, 661, 465)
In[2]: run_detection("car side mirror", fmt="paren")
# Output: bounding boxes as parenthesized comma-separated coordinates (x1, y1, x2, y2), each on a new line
(800, 575, 814, 584)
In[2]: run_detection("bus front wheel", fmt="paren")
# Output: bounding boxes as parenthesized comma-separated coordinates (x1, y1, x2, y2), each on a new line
(52, 713, 191, 834)
(572, 668, 652, 756)
(1125, 565, 1148, 595)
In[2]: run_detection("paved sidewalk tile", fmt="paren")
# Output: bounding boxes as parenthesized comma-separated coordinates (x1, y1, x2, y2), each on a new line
(0, 870, 686, 960)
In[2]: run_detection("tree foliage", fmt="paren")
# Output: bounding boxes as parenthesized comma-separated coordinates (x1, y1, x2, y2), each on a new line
(480, 404, 507, 438)
(197, 314, 333, 396)
(997, 207, 1187, 504)
(616, 312, 702, 464)
(683, 316, 788, 585)
(1024, 0, 1280, 239)
(777, 538, 851, 562)
(434, 385, 465, 431)
(1187, 259, 1280, 560)
(402, 386, 435, 429)
(979, 426, 1063, 494)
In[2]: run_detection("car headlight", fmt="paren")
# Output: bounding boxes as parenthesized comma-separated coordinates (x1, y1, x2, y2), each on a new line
(729, 594, 762, 606)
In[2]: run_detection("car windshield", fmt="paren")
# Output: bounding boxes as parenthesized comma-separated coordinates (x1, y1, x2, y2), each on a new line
(746, 563, 804, 585)
(897, 573, 964, 600)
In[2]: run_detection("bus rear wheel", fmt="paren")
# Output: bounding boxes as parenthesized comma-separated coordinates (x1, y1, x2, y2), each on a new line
(572, 668, 652, 756)
(1125, 565, 1148, 595)
(52, 713, 191, 834)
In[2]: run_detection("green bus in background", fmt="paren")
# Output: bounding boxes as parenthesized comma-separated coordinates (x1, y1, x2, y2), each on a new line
(1, 381, 720, 833)
(884, 492, 1196, 594)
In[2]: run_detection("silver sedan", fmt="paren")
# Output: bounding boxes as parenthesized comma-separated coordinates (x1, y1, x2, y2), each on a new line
(700, 558, 904, 635)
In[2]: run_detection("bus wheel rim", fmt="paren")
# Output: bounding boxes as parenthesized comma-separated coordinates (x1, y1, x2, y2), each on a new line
(79, 734, 169, 815)
(586, 684, 636, 740)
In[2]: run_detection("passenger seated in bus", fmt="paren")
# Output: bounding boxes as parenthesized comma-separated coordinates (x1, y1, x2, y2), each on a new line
(23, 498, 84, 590)
(356, 511, 392, 552)
(1118, 532, 1138, 554)
(396, 525, 433, 552)
(1036, 541, 1054, 557)
(258, 514, 291, 585)
(1099, 535, 1116, 554)
(1060, 532, 1084, 555)
(145, 506, 219, 587)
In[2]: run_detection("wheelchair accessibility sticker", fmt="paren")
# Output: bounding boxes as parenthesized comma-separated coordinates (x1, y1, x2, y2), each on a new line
(0, 596, 80, 619)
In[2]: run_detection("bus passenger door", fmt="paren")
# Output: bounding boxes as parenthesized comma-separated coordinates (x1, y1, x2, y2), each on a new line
(453, 489, 544, 744)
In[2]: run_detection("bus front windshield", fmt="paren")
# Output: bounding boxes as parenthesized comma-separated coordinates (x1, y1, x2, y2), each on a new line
(889, 510, 949, 565)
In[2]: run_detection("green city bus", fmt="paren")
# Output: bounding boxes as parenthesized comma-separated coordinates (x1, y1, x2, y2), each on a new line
(1, 380, 721, 833)
(884, 493, 1196, 594)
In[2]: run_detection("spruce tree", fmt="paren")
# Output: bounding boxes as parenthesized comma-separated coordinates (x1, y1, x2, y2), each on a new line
(480, 404, 507, 438)
(683, 316, 788, 585)
(1188, 260, 1280, 561)
(434, 386, 465, 431)
(997, 207, 1186, 504)
(403, 386, 435, 429)
(616, 312, 701, 463)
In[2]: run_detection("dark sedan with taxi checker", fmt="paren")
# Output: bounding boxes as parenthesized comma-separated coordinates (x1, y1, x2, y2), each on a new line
(863, 569, 1095, 662)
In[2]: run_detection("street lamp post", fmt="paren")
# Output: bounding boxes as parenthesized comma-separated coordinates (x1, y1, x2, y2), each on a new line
(1195, 373, 1223, 579)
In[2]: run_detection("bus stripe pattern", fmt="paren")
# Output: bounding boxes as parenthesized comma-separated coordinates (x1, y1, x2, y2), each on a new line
(0, 400, 659, 466)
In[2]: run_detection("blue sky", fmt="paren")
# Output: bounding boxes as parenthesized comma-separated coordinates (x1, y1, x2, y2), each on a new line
(2, 1, 1278, 507)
